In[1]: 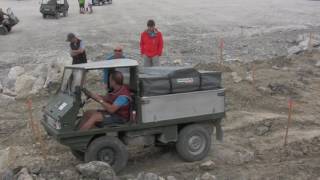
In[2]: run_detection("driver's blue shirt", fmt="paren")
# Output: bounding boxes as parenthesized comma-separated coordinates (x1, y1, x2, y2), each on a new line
(113, 95, 129, 107)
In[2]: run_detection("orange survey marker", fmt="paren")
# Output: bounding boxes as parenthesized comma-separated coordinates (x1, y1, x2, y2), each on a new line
(252, 63, 256, 89)
(219, 38, 224, 65)
(284, 98, 293, 146)
(26, 98, 47, 161)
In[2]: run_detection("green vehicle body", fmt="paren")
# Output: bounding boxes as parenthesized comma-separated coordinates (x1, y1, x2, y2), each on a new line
(41, 59, 225, 172)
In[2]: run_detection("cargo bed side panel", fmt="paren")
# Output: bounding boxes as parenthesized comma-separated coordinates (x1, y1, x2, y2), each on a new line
(141, 89, 225, 123)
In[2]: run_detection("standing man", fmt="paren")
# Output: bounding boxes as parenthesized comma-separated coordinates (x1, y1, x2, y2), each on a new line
(140, 19, 163, 67)
(78, 0, 85, 14)
(66, 33, 87, 64)
(103, 46, 126, 88)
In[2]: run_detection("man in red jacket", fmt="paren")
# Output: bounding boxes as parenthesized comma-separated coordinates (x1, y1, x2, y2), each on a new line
(140, 19, 163, 67)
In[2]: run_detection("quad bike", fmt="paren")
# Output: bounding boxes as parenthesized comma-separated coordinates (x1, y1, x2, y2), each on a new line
(92, 0, 112, 6)
(40, 0, 69, 19)
(0, 8, 19, 35)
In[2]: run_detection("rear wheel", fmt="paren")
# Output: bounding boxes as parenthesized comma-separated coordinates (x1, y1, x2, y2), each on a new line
(0, 26, 8, 35)
(176, 124, 211, 162)
(85, 136, 128, 173)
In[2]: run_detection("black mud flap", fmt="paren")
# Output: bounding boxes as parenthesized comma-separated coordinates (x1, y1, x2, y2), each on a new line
(214, 119, 223, 142)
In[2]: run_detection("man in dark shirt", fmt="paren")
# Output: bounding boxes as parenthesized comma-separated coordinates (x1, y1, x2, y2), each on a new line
(66, 33, 87, 64)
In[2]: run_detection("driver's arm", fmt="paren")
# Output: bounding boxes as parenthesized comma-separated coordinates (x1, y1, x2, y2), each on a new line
(97, 96, 128, 114)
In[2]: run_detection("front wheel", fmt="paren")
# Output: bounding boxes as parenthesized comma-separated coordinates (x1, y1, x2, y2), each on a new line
(176, 124, 211, 162)
(85, 136, 128, 173)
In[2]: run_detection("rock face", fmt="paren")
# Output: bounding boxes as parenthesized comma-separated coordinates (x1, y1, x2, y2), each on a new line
(16, 168, 33, 180)
(8, 66, 25, 80)
(14, 75, 36, 98)
(76, 161, 116, 180)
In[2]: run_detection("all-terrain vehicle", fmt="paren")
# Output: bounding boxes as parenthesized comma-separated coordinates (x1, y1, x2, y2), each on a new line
(41, 59, 225, 172)
(40, 0, 69, 19)
(92, 0, 112, 6)
(0, 8, 19, 35)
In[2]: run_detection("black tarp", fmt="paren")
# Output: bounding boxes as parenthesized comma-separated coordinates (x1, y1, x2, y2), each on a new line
(199, 71, 222, 90)
(139, 67, 221, 96)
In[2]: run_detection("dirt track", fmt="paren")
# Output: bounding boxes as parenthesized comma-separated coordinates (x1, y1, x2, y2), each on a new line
(1, 0, 320, 179)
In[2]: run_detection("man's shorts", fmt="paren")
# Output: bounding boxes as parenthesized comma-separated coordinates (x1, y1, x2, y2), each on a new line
(96, 111, 126, 127)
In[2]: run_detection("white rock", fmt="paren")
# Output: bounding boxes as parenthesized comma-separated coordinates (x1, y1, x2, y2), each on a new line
(14, 75, 36, 98)
(200, 160, 216, 170)
(245, 72, 253, 82)
(195, 172, 217, 180)
(287, 46, 302, 56)
(16, 168, 33, 180)
(231, 72, 242, 83)
(136, 172, 162, 180)
(8, 66, 25, 80)
(31, 77, 46, 94)
(44, 62, 64, 89)
(315, 61, 320, 67)
(76, 161, 116, 179)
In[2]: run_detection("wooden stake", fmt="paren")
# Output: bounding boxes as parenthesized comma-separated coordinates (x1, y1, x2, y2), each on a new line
(219, 38, 224, 65)
(252, 63, 256, 89)
(26, 98, 47, 161)
(284, 98, 293, 146)
(308, 32, 314, 50)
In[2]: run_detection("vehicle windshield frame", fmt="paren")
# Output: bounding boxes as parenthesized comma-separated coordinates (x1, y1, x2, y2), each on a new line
(60, 68, 84, 95)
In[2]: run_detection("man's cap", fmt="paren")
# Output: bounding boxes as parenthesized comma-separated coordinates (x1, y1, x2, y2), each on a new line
(114, 46, 123, 51)
(66, 33, 76, 42)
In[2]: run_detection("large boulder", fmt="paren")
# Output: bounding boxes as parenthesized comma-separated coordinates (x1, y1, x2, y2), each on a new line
(7, 66, 25, 80)
(14, 75, 36, 98)
(44, 62, 65, 90)
(15, 168, 33, 180)
(136, 172, 165, 180)
(31, 77, 46, 95)
(76, 161, 116, 180)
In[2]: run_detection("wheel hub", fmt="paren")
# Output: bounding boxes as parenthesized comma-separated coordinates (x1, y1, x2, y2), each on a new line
(188, 135, 205, 155)
(98, 149, 115, 165)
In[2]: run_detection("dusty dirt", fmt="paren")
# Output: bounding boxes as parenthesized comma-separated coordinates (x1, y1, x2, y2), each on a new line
(1, 0, 320, 179)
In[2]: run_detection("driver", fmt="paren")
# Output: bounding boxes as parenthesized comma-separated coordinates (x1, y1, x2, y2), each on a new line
(79, 71, 131, 130)
(0, 8, 8, 24)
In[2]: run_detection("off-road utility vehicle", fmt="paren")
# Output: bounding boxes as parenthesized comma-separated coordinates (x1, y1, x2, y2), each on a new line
(40, 0, 69, 19)
(41, 59, 225, 172)
(0, 8, 19, 35)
